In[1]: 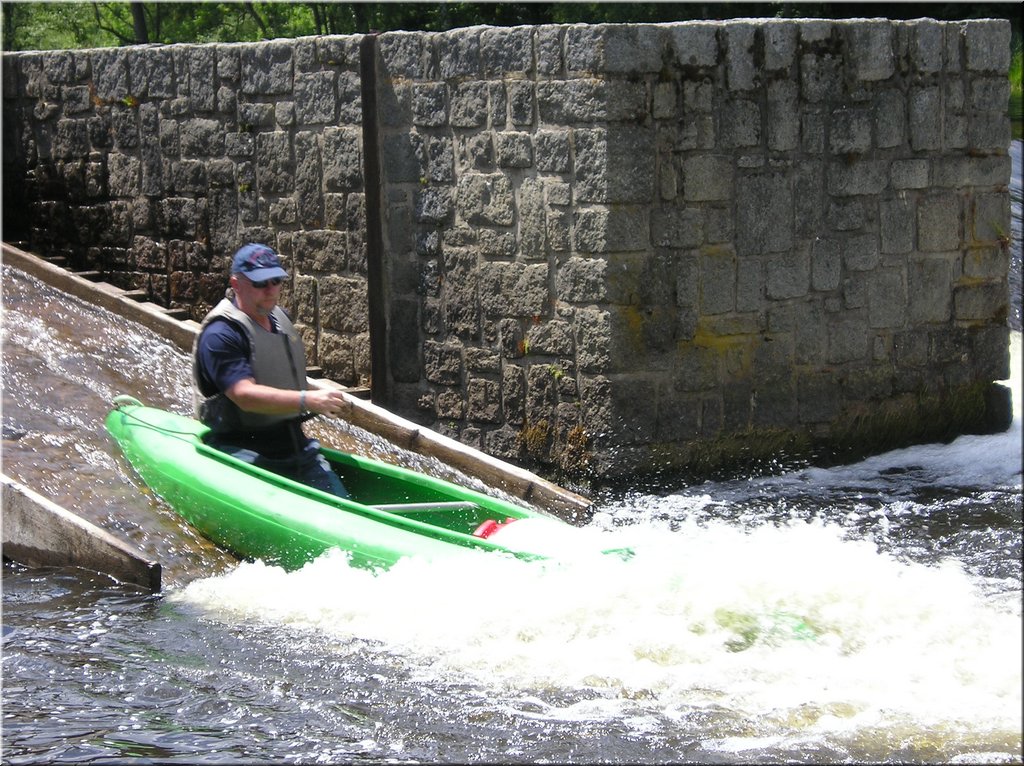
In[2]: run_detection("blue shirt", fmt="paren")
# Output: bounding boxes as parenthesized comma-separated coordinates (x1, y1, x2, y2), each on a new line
(195, 317, 259, 398)
(195, 314, 309, 459)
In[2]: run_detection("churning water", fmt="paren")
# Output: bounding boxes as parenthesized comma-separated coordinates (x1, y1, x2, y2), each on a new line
(2, 141, 1021, 763)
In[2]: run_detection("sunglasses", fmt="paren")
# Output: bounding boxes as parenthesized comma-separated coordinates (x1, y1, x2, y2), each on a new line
(248, 276, 283, 288)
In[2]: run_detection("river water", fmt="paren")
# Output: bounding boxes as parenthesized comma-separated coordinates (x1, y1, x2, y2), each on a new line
(1, 141, 1021, 764)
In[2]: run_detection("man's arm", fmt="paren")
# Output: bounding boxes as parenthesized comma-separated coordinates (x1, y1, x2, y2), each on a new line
(225, 377, 346, 417)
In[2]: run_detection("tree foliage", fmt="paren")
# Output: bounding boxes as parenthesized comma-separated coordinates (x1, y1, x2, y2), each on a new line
(2, 1, 1020, 52)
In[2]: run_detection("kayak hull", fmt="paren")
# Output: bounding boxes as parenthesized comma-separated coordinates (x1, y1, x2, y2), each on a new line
(105, 399, 566, 571)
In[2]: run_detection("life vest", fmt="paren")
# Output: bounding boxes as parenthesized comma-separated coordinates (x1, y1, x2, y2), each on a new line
(192, 293, 307, 434)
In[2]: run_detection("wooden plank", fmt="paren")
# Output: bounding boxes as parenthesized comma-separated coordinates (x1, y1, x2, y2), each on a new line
(2, 473, 161, 591)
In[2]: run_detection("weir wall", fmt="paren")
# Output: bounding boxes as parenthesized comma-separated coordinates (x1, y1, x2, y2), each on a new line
(1, 19, 1013, 483)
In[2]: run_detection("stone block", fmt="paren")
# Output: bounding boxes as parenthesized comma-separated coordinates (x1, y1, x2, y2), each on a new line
(668, 22, 720, 69)
(467, 377, 501, 423)
(171, 160, 207, 194)
(381, 131, 425, 184)
(767, 80, 799, 151)
(455, 172, 514, 226)
(968, 112, 1011, 153)
(574, 126, 654, 204)
(969, 192, 1010, 245)
(479, 261, 548, 318)
(107, 153, 140, 197)
(827, 159, 888, 197)
(909, 86, 941, 151)
(828, 199, 865, 231)
(797, 371, 841, 424)
(868, 269, 906, 328)
(379, 32, 425, 79)
(954, 283, 1008, 322)
(412, 82, 447, 127)
(225, 131, 254, 158)
(682, 154, 733, 202)
(255, 131, 293, 195)
(535, 130, 570, 173)
(128, 47, 174, 98)
(964, 20, 1011, 73)
(962, 246, 1007, 281)
(294, 131, 322, 227)
(700, 249, 735, 314)
(537, 26, 562, 76)
(527, 319, 574, 355)
(766, 249, 810, 300)
(801, 52, 842, 103)
(735, 256, 762, 312)
(518, 178, 545, 258)
(489, 82, 506, 126)
(830, 107, 872, 154)
(879, 196, 914, 254)
(918, 193, 961, 252)
(426, 135, 454, 183)
(557, 257, 607, 303)
(295, 70, 337, 124)
(450, 81, 488, 128)
(180, 118, 224, 157)
(971, 77, 1011, 111)
(574, 206, 647, 253)
(437, 27, 481, 79)
(607, 375, 658, 444)
(577, 309, 606, 372)
(508, 81, 535, 126)
(91, 48, 128, 102)
(735, 171, 792, 255)
(495, 131, 533, 168)
(186, 46, 217, 111)
(827, 316, 869, 364)
(240, 42, 293, 96)
(466, 348, 501, 373)
(890, 159, 928, 190)
(336, 71, 362, 124)
(650, 206, 702, 249)
(932, 156, 1009, 189)
(911, 19, 943, 74)
(414, 187, 453, 225)
(908, 255, 952, 323)
(481, 26, 533, 76)
(725, 22, 757, 91)
(875, 89, 906, 149)
(762, 20, 798, 72)
(846, 20, 894, 82)
(292, 229, 349, 273)
(720, 98, 760, 148)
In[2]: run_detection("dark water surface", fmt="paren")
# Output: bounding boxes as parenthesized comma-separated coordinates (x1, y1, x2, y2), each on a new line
(2, 142, 1021, 763)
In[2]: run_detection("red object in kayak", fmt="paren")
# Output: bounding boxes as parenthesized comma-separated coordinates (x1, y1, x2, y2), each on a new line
(472, 517, 518, 538)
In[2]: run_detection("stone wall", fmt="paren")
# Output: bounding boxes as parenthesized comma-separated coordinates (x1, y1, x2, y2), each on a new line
(1, 36, 372, 385)
(2, 19, 1013, 484)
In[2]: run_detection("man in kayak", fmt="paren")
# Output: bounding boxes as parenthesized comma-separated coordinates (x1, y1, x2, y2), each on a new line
(192, 243, 350, 497)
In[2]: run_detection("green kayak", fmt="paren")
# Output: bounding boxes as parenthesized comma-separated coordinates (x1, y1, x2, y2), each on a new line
(105, 396, 618, 571)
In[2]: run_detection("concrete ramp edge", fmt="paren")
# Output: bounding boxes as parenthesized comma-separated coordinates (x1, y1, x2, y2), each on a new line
(2, 473, 162, 592)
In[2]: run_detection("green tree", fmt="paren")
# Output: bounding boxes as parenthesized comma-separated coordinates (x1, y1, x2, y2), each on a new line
(2, 1, 1019, 52)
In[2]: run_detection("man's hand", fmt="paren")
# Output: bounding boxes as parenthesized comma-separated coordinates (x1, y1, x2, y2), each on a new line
(302, 386, 346, 417)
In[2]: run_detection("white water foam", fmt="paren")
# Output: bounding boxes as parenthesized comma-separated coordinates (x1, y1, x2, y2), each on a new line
(176, 512, 1021, 741)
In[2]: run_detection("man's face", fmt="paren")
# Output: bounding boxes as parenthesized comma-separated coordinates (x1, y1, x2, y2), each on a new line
(231, 273, 283, 319)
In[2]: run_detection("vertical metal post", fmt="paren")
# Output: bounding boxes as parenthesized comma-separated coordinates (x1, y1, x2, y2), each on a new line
(360, 32, 388, 405)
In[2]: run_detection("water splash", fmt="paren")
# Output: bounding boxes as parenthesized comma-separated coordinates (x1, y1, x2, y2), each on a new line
(175, 513, 1020, 748)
